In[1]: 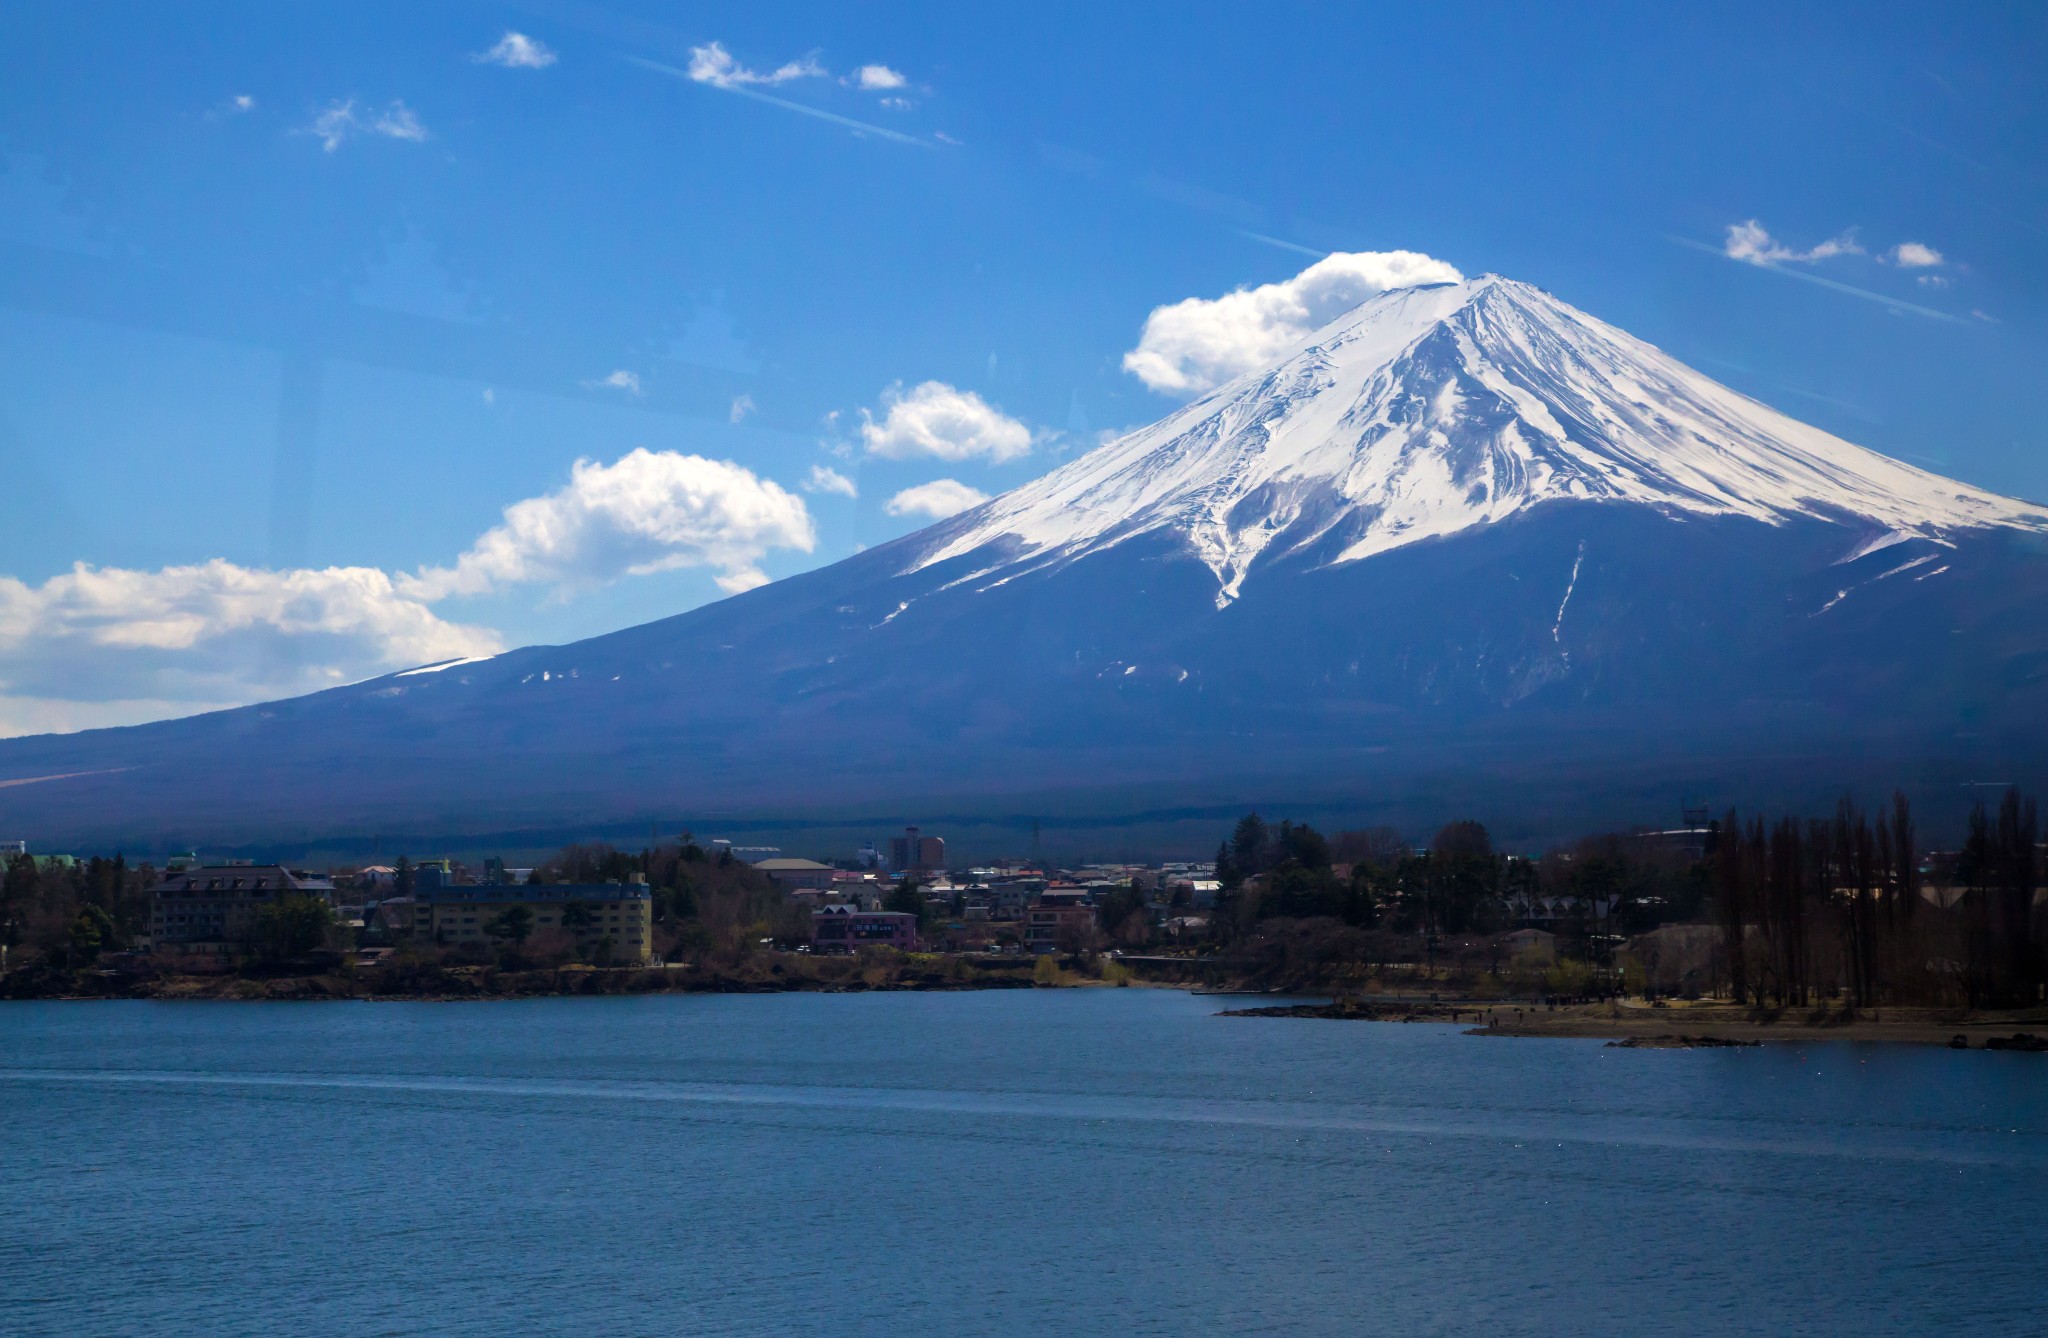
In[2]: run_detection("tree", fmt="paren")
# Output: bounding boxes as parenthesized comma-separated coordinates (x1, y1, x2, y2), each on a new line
(1984, 788, 2041, 1005)
(249, 894, 337, 962)
(560, 903, 597, 933)
(1, 853, 37, 962)
(484, 905, 535, 944)
(1890, 791, 1917, 923)
(69, 904, 115, 965)
(1343, 864, 1383, 928)
(1095, 883, 1150, 945)
(1331, 827, 1406, 871)
(884, 875, 927, 922)
(1214, 841, 1241, 891)
(1231, 813, 1270, 876)
(1260, 864, 1345, 920)
(393, 856, 415, 898)
(1277, 821, 1332, 870)
(1427, 820, 1500, 936)
(1714, 809, 1750, 1003)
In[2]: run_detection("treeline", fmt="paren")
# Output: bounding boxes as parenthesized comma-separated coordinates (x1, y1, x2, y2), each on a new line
(1214, 811, 1706, 950)
(1, 854, 153, 970)
(1716, 790, 2041, 1009)
(1216, 787, 2044, 1008)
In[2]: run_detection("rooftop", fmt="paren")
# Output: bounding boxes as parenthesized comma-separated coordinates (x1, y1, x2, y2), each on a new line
(417, 883, 651, 903)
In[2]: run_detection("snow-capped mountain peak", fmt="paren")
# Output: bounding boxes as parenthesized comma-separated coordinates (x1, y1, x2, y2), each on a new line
(910, 275, 2048, 606)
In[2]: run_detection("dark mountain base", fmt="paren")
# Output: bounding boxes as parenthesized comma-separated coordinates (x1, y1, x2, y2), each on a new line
(3, 506, 2044, 854)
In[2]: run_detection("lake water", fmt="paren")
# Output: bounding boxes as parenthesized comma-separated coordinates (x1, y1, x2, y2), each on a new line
(3, 989, 2046, 1336)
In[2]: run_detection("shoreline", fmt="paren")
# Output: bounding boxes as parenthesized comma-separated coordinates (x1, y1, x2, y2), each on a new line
(1218, 996, 2048, 1050)
(10, 966, 2047, 1051)
(0, 959, 1046, 1002)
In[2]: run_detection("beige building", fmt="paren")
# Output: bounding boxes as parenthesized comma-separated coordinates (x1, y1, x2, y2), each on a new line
(755, 858, 837, 891)
(413, 867, 654, 965)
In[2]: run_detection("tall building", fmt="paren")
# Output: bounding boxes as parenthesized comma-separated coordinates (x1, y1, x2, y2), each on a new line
(887, 827, 946, 873)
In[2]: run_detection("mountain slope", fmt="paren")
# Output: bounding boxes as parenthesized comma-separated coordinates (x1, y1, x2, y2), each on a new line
(3, 276, 2046, 850)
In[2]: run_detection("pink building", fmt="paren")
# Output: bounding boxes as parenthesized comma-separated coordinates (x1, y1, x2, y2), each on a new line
(811, 907, 918, 952)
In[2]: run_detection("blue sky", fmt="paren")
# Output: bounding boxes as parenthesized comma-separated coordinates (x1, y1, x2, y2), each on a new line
(1, 1, 2044, 734)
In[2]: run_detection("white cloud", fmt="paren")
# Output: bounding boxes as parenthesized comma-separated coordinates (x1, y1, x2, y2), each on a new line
(686, 41, 826, 89)
(405, 448, 815, 600)
(1916, 273, 1951, 289)
(729, 393, 755, 423)
(0, 450, 827, 735)
(803, 464, 858, 498)
(851, 64, 908, 90)
(1723, 219, 1863, 266)
(476, 32, 557, 69)
(205, 94, 257, 123)
(1121, 249, 1463, 396)
(885, 479, 990, 521)
(880, 97, 912, 110)
(1887, 241, 1945, 268)
(584, 369, 642, 395)
(310, 103, 357, 153)
(308, 98, 428, 152)
(632, 53, 933, 147)
(0, 561, 501, 733)
(860, 381, 1034, 463)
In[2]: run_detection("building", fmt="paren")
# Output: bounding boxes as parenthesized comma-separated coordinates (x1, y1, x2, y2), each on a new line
(982, 878, 1043, 921)
(887, 826, 946, 873)
(810, 906, 918, 952)
(755, 857, 837, 891)
(411, 866, 654, 965)
(149, 864, 337, 955)
(1024, 889, 1096, 954)
(365, 897, 416, 942)
(480, 857, 534, 886)
(827, 870, 886, 909)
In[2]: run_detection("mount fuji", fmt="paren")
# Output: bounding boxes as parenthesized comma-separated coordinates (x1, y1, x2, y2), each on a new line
(6, 276, 2048, 850)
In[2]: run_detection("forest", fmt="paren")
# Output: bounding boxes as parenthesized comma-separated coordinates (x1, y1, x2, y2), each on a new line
(1208, 788, 2040, 1007)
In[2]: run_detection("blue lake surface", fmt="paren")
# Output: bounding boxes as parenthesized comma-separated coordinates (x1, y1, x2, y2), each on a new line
(3, 989, 2046, 1336)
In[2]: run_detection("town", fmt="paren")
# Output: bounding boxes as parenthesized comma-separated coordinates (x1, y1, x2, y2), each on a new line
(3, 824, 1222, 976)
(4, 790, 2044, 1031)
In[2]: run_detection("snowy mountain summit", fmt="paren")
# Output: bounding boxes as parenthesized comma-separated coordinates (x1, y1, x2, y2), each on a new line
(915, 275, 2048, 606)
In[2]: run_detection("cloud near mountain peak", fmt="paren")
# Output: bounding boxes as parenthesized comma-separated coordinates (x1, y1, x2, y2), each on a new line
(1122, 249, 1464, 397)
